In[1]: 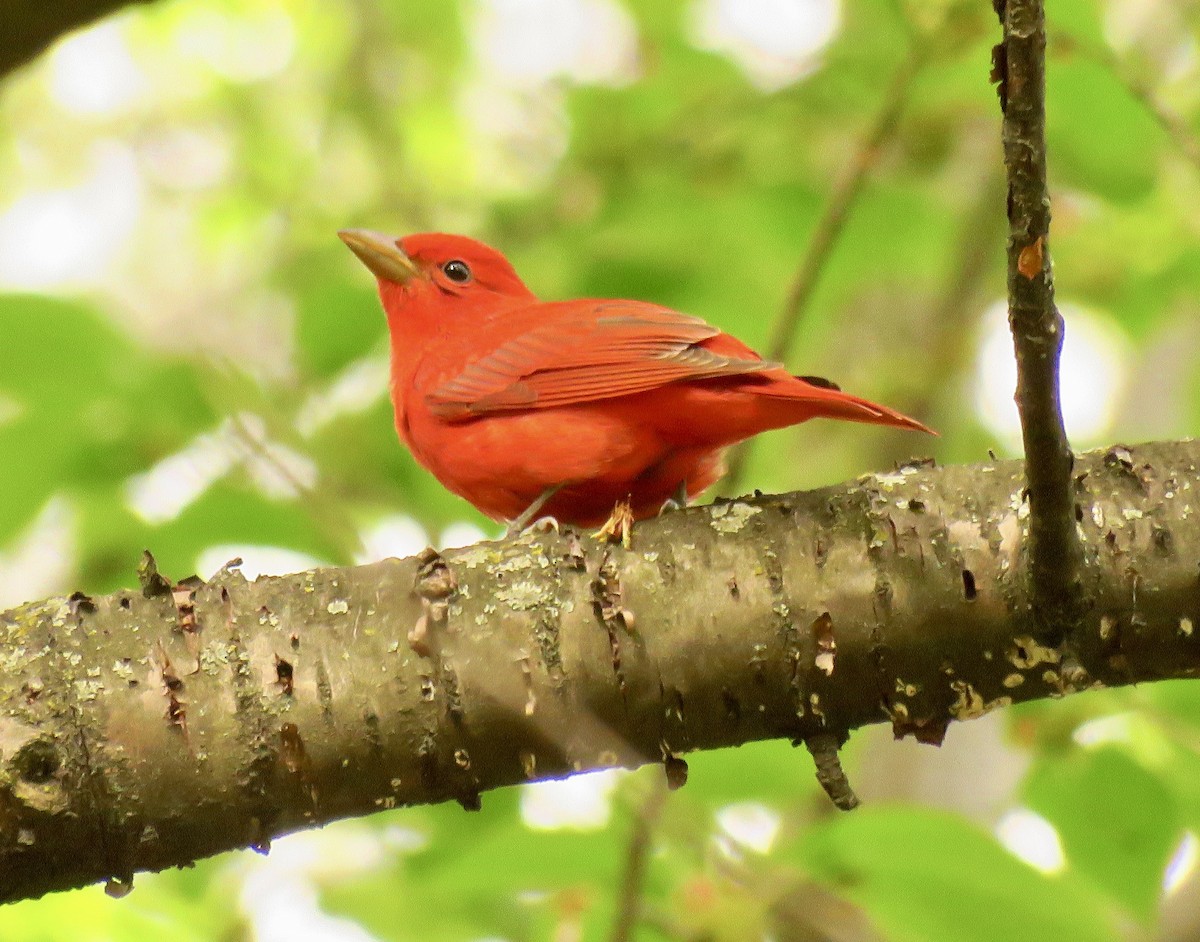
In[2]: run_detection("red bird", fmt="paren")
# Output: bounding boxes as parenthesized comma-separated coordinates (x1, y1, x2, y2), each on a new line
(340, 230, 930, 529)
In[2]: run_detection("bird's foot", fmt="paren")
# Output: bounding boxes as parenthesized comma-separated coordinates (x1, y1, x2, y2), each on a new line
(593, 498, 634, 548)
(658, 480, 690, 516)
(505, 485, 564, 538)
(658, 497, 684, 515)
(505, 513, 561, 538)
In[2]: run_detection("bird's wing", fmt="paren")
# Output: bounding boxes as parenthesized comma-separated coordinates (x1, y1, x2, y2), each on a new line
(425, 301, 778, 419)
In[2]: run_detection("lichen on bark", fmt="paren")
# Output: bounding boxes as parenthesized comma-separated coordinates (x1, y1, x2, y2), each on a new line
(2, 440, 1200, 903)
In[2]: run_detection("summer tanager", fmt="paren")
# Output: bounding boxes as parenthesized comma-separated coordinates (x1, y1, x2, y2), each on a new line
(340, 230, 931, 528)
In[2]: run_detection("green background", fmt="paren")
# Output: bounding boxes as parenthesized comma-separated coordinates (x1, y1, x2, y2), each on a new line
(2, 0, 1200, 938)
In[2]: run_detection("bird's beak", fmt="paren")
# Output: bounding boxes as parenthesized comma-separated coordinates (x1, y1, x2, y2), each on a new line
(338, 229, 421, 283)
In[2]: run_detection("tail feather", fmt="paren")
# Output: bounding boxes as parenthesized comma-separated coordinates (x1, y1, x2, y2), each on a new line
(756, 374, 935, 435)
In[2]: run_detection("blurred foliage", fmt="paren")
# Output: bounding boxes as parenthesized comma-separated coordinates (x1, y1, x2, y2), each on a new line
(2, 0, 1200, 939)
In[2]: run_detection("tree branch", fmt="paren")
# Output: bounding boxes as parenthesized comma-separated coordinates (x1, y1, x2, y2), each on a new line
(2, 440, 1199, 903)
(996, 0, 1083, 638)
(1, 0, 159, 81)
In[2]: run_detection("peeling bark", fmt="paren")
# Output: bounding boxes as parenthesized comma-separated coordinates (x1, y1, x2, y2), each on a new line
(2, 441, 1200, 903)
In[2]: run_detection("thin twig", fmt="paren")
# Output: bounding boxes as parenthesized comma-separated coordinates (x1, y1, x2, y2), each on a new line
(723, 46, 926, 493)
(804, 732, 860, 811)
(226, 411, 361, 562)
(610, 775, 669, 942)
(765, 53, 925, 366)
(921, 164, 1006, 389)
(996, 0, 1082, 637)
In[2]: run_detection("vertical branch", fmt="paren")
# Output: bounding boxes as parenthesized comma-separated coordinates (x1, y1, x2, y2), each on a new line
(995, 0, 1082, 635)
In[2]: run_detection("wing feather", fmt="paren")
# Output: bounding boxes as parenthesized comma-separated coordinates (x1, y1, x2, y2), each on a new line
(425, 301, 776, 420)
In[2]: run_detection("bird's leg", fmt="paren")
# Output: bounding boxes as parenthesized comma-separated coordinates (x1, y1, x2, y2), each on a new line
(658, 479, 689, 516)
(594, 498, 635, 548)
(505, 485, 564, 538)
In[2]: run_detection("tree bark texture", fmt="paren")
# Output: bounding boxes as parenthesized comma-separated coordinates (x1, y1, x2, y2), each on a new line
(2, 440, 1199, 903)
(1, 0, 157, 81)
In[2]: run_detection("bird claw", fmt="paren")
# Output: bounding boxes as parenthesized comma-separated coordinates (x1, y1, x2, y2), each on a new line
(658, 497, 686, 515)
(505, 485, 564, 538)
(593, 499, 634, 548)
(657, 480, 690, 516)
(504, 514, 560, 538)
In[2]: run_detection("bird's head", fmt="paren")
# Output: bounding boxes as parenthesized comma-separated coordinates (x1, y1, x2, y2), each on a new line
(338, 230, 535, 329)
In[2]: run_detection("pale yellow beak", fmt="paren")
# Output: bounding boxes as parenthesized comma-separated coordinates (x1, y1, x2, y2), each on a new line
(338, 229, 421, 283)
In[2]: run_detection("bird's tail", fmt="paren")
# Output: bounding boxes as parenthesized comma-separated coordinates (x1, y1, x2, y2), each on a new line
(755, 373, 935, 435)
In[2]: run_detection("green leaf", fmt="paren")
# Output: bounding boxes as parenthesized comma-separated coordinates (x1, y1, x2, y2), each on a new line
(287, 256, 387, 378)
(145, 483, 340, 577)
(798, 806, 1120, 942)
(1024, 746, 1180, 922)
(2, 858, 240, 942)
(1047, 58, 1164, 203)
(322, 791, 624, 941)
(1046, 0, 1106, 46)
(681, 739, 820, 808)
(0, 295, 213, 545)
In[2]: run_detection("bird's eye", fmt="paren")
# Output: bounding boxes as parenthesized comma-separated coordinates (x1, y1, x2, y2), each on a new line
(442, 260, 472, 284)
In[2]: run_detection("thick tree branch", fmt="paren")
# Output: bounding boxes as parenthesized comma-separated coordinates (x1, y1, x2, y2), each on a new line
(2, 441, 1199, 903)
(1, 0, 159, 81)
(996, 0, 1083, 637)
